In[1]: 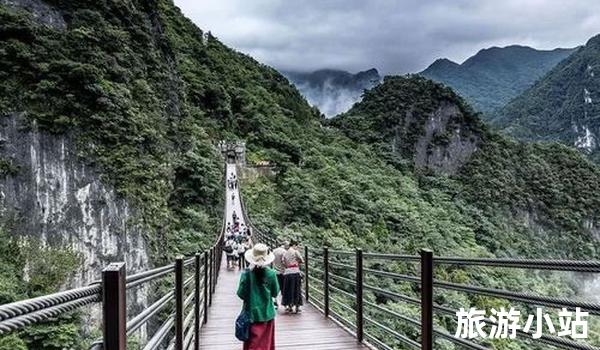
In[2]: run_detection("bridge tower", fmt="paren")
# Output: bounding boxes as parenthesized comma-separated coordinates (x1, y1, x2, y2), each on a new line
(218, 140, 246, 166)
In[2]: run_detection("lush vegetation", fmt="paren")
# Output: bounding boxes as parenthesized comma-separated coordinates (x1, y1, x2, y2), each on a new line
(329, 75, 600, 258)
(0, 230, 81, 350)
(0, 0, 320, 346)
(495, 35, 600, 163)
(1, 0, 599, 348)
(420, 45, 575, 115)
(242, 75, 600, 349)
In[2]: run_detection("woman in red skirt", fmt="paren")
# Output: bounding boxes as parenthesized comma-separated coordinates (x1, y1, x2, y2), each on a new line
(238, 243, 280, 350)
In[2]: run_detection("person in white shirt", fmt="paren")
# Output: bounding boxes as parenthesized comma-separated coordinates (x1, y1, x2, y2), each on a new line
(224, 239, 237, 269)
(271, 241, 289, 309)
(282, 240, 304, 313)
(236, 241, 247, 268)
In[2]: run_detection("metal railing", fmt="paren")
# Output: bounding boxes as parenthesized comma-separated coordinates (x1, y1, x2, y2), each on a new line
(0, 236, 225, 350)
(225, 166, 600, 350)
(297, 246, 600, 350)
(0, 164, 234, 350)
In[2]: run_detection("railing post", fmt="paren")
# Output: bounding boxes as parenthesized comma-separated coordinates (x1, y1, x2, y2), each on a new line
(216, 241, 222, 279)
(304, 246, 309, 302)
(421, 249, 433, 350)
(356, 249, 364, 343)
(209, 248, 214, 306)
(323, 247, 329, 318)
(194, 253, 201, 350)
(102, 262, 126, 350)
(212, 247, 217, 293)
(203, 251, 209, 324)
(175, 256, 184, 350)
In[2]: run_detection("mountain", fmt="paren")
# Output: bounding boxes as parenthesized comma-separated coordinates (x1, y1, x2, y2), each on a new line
(0, 0, 315, 346)
(282, 68, 381, 117)
(329, 75, 599, 257)
(1, 0, 599, 348)
(420, 45, 576, 115)
(495, 34, 600, 162)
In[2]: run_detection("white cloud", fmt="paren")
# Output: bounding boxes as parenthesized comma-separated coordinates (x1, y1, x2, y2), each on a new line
(173, 0, 600, 74)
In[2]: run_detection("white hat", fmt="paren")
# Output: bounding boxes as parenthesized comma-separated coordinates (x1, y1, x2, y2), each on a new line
(244, 243, 275, 267)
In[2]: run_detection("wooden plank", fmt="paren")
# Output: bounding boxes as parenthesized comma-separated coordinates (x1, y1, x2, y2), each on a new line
(198, 164, 369, 349)
(198, 255, 369, 349)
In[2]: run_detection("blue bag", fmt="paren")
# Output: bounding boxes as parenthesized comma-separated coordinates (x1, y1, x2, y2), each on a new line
(235, 271, 251, 341)
(235, 309, 250, 341)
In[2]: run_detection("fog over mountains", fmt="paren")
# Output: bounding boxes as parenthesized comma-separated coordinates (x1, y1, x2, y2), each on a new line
(283, 68, 381, 117)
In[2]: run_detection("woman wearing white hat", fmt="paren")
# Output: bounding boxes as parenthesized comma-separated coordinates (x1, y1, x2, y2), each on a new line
(237, 243, 280, 350)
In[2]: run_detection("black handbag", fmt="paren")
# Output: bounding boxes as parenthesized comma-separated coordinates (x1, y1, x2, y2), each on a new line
(235, 270, 251, 341)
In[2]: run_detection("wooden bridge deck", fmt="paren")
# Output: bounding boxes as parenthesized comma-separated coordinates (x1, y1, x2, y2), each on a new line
(198, 258, 368, 349)
(199, 163, 368, 349)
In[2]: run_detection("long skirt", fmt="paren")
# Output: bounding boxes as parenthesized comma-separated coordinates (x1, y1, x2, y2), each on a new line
(281, 273, 303, 307)
(243, 320, 275, 350)
(276, 274, 285, 295)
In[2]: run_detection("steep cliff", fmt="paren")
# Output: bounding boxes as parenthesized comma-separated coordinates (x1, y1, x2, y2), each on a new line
(496, 34, 600, 163)
(329, 75, 600, 258)
(2, 0, 600, 348)
(0, 0, 325, 344)
(329, 76, 484, 174)
(0, 113, 149, 284)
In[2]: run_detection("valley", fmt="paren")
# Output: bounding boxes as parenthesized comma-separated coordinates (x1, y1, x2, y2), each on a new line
(0, 0, 598, 349)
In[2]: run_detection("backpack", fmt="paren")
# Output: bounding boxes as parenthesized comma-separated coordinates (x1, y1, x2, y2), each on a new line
(235, 270, 251, 341)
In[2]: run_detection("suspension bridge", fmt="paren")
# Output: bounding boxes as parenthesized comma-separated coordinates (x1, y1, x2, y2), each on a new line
(0, 160, 599, 350)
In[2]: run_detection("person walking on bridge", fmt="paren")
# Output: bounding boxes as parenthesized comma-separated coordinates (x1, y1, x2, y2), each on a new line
(281, 240, 303, 313)
(238, 243, 279, 350)
(271, 241, 289, 309)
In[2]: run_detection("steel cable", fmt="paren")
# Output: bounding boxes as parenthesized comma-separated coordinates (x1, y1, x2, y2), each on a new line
(0, 295, 99, 334)
(0, 285, 100, 322)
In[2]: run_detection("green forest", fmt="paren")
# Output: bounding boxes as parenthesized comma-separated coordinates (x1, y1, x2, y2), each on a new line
(0, 0, 598, 349)
(495, 35, 600, 163)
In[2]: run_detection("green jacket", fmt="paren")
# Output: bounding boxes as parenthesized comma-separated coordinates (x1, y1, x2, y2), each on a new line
(237, 268, 280, 323)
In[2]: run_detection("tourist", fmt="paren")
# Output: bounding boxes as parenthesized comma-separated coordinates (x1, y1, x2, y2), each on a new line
(225, 238, 237, 269)
(281, 240, 303, 313)
(271, 241, 289, 309)
(237, 244, 279, 350)
(236, 238, 247, 267)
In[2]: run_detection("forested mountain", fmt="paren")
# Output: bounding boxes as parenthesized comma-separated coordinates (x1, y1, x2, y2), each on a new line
(329, 75, 600, 262)
(0, 0, 316, 346)
(283, 68, 381, 117)
(420, 45, 575, 115)
(496, 34, 600, 163)
(0, 0, 599, 348)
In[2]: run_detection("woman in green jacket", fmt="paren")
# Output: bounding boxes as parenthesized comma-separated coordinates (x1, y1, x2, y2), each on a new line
(238, 243, 280, 350)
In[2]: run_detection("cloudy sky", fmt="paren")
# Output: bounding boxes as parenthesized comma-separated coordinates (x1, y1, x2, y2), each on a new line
(173, 0, 599, 74)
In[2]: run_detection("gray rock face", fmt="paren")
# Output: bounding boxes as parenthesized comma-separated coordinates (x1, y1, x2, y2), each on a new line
(0, 113, 149, 326)
(399, 102, 480, 174)
(1, 0, 66, 30)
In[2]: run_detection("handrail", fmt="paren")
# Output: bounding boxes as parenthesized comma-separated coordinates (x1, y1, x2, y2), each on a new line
(0, 162, 235, 350)
(0, 284, 101, 323)
(10, 158, 594, 350)
(246, 216, 600, 350)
